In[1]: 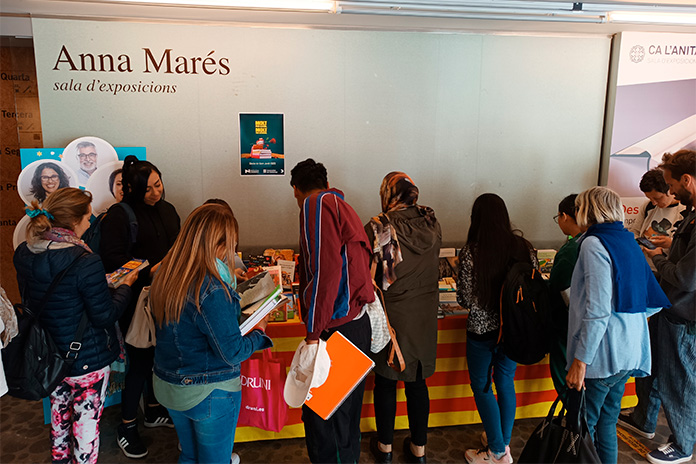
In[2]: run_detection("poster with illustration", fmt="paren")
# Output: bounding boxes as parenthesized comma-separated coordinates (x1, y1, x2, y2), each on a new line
(605, 32, 696, 197)
(239, 113, 285, 176)
(15, 144, 146, 249)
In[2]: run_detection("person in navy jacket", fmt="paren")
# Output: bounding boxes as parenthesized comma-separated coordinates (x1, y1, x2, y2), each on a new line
(14, 188, 136, 464)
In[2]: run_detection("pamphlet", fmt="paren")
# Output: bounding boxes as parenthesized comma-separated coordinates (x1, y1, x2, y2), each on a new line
(107, 259, 148, 288)
(277, 259, 296, 290)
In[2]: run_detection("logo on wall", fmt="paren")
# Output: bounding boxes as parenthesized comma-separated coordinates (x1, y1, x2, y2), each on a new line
(630, 45, 646, 63)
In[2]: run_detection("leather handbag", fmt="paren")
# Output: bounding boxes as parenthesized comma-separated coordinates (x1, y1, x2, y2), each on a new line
(3, 253, 89, 401)
(518, 389, 601, 464)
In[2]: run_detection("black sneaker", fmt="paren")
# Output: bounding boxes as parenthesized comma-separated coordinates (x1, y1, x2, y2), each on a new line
(144, 405, 175, 428)
(117, 422, 148, 459)
(647, 443, 693, 464)
(618, 412, 655, 439)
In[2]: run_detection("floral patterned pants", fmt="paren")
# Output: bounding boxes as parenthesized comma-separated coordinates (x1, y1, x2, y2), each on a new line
(50, 366, 110, 464)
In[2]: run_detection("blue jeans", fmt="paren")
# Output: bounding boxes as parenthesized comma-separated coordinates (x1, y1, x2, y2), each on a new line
(168, 389, 241, 464)
(657, 313, 696, 456)
(585, 370, 631, 464)
(631, 314, 660, 433)
(466, 336, 517, 456)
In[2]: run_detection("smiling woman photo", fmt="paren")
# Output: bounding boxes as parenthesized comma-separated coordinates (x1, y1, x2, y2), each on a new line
(30, 162, 71, 203)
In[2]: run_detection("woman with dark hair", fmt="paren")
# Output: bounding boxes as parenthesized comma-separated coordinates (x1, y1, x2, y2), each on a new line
(108, 168, 124, 202)
(100, 155, 181, 459)
(566, 186, 668, 464)
(30, 162, 70, 203)
(14, 188, 136, 463)
(365, 172, 441, 464)
(547, 194, 582, 398)
(457, 193, 537, 464)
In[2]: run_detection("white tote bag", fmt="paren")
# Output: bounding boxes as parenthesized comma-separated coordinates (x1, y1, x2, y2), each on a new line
(365, 290, 390, 353)
(125, 286, 156, 348)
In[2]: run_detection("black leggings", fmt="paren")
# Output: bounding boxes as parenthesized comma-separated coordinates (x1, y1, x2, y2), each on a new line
(373, 364, 430, 447)
(122, 344, 157, 421)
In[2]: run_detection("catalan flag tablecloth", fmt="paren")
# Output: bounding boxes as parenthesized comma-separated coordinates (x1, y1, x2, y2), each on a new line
(235, 315, 637, 442)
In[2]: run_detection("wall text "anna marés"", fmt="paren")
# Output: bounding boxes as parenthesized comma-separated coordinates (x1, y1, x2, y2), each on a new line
(52, 46, 231, 75)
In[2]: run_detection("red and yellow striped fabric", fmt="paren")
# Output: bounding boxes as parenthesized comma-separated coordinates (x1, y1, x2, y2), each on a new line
(236, 315, 637, 442)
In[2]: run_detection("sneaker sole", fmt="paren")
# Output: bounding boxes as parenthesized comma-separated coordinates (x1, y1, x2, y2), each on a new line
(117, 437, 149, 459)
(144, 419, 175, 429)
(647, 453, 693, 464)
(617, 419, 656, 439)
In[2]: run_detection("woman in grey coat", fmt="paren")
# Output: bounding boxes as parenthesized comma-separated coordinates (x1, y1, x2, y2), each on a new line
(365, 172, 441, 464)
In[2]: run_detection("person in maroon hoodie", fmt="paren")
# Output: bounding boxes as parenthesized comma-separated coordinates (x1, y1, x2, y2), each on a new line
(290, 158, 374, 464)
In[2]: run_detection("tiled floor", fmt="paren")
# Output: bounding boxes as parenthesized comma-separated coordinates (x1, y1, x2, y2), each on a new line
(0, 393, 692, 463)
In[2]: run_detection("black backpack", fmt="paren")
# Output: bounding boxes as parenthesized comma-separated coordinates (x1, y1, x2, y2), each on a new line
(3, 253, 89, 400)
(83, 202, 138, 255)
(498, 261, 552, 365)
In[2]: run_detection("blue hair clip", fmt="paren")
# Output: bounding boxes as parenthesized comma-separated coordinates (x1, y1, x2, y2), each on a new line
(25, 207, 54, 221)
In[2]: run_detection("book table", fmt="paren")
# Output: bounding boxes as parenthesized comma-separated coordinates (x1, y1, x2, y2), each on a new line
(236, 315, 637, 442)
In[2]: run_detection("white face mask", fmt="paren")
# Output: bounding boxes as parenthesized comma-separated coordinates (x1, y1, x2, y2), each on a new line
(215, 258, 237, 290)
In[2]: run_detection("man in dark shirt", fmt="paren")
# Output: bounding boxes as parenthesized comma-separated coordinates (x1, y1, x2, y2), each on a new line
(622, 150, 696, 464)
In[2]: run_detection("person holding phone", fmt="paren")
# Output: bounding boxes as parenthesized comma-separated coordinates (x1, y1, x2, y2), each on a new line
(629, 169, 686, 270)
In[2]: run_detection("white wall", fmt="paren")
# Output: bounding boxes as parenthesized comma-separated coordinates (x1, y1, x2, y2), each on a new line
(32, 19, 610, 250)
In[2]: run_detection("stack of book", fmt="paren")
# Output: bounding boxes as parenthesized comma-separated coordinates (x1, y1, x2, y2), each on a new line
(236, 271, 285, 335)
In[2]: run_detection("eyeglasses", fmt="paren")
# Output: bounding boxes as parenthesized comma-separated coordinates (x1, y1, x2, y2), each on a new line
(77, 152, 97, 159)
(553, 213, 562, 224)
(41, 175, 60, 182)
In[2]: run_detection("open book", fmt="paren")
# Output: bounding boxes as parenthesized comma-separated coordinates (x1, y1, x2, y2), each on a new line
(239, 285, 284, 336)
(107, 259, 148, 288)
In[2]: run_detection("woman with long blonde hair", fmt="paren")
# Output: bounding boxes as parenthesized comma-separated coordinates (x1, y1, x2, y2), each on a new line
(151, 203, 271, 464)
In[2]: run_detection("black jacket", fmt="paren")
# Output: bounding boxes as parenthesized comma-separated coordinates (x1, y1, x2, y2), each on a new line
(99, 199, 180, 332)
(14, 242, 132, 377)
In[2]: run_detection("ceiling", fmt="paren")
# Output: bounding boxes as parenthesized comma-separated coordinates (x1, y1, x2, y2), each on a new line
(2, 0, 696, 37)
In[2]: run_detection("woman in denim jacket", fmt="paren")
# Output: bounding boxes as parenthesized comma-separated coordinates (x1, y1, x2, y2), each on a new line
(151, 203, 272, 464)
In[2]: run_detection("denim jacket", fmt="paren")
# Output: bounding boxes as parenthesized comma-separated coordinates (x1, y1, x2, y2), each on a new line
(154, 275, 272, 386)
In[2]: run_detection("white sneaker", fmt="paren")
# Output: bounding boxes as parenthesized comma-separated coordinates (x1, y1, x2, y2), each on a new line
(465, 447, 513, 464)
(479, 434, 512, 464)
(231, 452, 241, 464)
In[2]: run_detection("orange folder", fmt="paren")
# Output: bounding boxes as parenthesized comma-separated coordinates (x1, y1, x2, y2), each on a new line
(304, 331, 375, 420)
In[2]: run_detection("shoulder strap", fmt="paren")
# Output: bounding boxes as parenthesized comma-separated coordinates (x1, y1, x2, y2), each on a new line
(27, 250, 90, 362)
(114, 202, 138, 245)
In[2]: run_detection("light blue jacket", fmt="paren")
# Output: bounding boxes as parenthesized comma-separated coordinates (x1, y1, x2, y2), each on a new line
(566, 235, 661, 379)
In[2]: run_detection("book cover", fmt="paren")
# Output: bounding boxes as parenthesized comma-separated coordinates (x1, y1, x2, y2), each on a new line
(107, 259, 148, 288)
(239, 285, 283, 336)
(304, 331, 375, 420)
(277, 259, 296, 290)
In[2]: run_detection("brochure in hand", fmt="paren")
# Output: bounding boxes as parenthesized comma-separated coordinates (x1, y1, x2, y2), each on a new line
(239, 285, 284, 336)
(107, 259, 148, 288)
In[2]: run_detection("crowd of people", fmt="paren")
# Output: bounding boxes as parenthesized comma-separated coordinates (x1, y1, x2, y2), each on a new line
(9, 149, 695, 464)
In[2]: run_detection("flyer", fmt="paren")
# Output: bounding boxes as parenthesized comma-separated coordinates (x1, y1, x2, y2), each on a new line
(239, 113, 285, 176)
